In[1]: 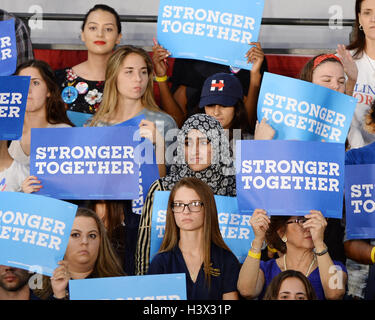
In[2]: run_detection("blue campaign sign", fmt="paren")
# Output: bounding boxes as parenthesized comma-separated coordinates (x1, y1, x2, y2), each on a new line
(29, 126, 140, 200)
(0, 76, 30, 140)
(236, 140, 345, 218)
(257, 72, 357, 143)
(66, 110, 92, 127)
(69, 273, 187, 300)
(0, 19, 17, 76)
(157, 0, 265, 70)
(0, 192, 77, 276)
(345, 164, 375, 240)
(150, 191, 253, 263)
(115, 114, 160, 215)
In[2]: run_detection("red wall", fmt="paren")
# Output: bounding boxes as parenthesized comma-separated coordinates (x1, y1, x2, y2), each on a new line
(33, 49, 312, 104)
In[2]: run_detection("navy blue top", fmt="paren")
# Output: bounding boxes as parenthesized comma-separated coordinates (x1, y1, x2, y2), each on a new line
(345, 141, 375, 165)
(148, 243, 240, 300)
(259, 259, 347, 300)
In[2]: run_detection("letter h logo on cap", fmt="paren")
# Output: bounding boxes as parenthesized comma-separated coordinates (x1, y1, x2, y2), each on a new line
(210, 80, 225, 91)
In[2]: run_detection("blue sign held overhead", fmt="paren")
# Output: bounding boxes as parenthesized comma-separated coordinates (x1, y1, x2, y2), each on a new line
(29, 126, 140, 200)
(69, 273, 187, 300)
(236, 140, 345, 218)
(157, 0, 265, 70)
(150, 191, 253, 263)
(345, 164, 375, 240)
(257, 72, 357, 143)
(0, 76, 30, 140)
(0, 192, 77, 276)
(0, 19, 17, 76)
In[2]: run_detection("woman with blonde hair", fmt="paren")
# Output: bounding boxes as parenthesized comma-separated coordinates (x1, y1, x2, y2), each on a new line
(90, 45, 177, 175)
(148, 177, 240, 300)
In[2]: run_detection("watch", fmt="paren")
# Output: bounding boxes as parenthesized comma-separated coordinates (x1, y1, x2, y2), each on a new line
(313, 246, 329, 256)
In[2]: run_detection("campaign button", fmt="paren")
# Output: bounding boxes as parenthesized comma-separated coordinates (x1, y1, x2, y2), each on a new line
(62, 86, 78, 104)
(76, 82, 89, 94)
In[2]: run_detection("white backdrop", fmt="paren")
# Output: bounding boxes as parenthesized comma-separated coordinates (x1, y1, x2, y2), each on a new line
(1, 0, 357, 50)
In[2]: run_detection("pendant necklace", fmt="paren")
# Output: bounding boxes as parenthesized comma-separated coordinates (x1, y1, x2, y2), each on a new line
(283, 253, 316, 277)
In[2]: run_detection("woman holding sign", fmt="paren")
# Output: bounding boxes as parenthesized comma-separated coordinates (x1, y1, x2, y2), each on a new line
(9, 60, 73, 167)
(34, 208, 124, 300)
(258, 49, 359, 142)
(89, 45, 178, 177)
(152, 41, 267, 131)
(55, 4, 122, 115)
(345, 0, 375, 149)
(135, 113, 236, 275)
(237, 210, 347, 300)
(148, 177, 240, 300)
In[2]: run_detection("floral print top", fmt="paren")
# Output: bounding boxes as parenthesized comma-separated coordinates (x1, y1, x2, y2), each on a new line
(55, 67, 105, 114)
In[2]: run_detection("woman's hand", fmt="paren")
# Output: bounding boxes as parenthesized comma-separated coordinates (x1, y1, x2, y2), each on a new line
(152, 41, 171, 78)
(250, 209, 270, 243)
(336, 44, 358, 82)
(50, 260, 70, 299)
(303, 210, 327, 249)
(246, 42, 264, 75)
(22, 176, 42, 193)
(254, 118, 276, 140)
(139, 119, 164, 145)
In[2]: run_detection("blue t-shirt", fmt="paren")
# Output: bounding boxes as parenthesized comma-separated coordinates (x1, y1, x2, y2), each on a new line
(259, 259, 347, 300)
(148, 243, 240, 300)
(345, 141, 375, 165)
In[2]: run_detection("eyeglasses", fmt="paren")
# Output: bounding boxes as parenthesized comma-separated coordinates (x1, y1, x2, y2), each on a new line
(171, 201, 204, 213)
(286, 217, 307, 226)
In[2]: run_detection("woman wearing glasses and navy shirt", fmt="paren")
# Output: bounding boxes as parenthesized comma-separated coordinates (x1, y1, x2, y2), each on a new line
(237, 210, 347, 300)
(148, 177, 240, 300)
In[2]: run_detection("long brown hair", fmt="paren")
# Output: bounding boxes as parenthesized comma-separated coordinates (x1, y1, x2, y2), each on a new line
(15, 60, 74, 126)
(34, 207, 124, 299)
(263, 270, 318, 300)
(75, 207, 124, 277)
(90, 45, 161, 126)
(347, 0, 366, 58)
(159, 177, 232, 287)
(87, 200, 125, 240)
(265, 215, 290, 254)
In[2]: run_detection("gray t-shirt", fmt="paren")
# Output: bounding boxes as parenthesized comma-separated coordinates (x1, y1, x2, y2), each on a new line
(95, 108, 178, 165)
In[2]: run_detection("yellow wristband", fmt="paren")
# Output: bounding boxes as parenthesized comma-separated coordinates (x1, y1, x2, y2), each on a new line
(248, 249, 261, 260)
(154, 75, 168, 82)
(371, 246, 375, 264)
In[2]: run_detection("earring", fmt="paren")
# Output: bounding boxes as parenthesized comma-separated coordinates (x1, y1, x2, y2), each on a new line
(359, 24, 363, 31)
(282, 235, 287, 243)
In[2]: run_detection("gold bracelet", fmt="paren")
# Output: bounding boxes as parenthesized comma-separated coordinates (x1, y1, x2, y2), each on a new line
(154, 75, 168, 82)
(248, 249, 261, 260)
(371, 246, 375, 264)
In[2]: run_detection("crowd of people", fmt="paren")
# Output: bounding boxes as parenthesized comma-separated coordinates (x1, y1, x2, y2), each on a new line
(1, 0, 375, 301)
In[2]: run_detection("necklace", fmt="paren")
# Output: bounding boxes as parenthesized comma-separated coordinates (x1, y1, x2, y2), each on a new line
(364, 52, 375, 78)
(283, 253, 316, 277)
